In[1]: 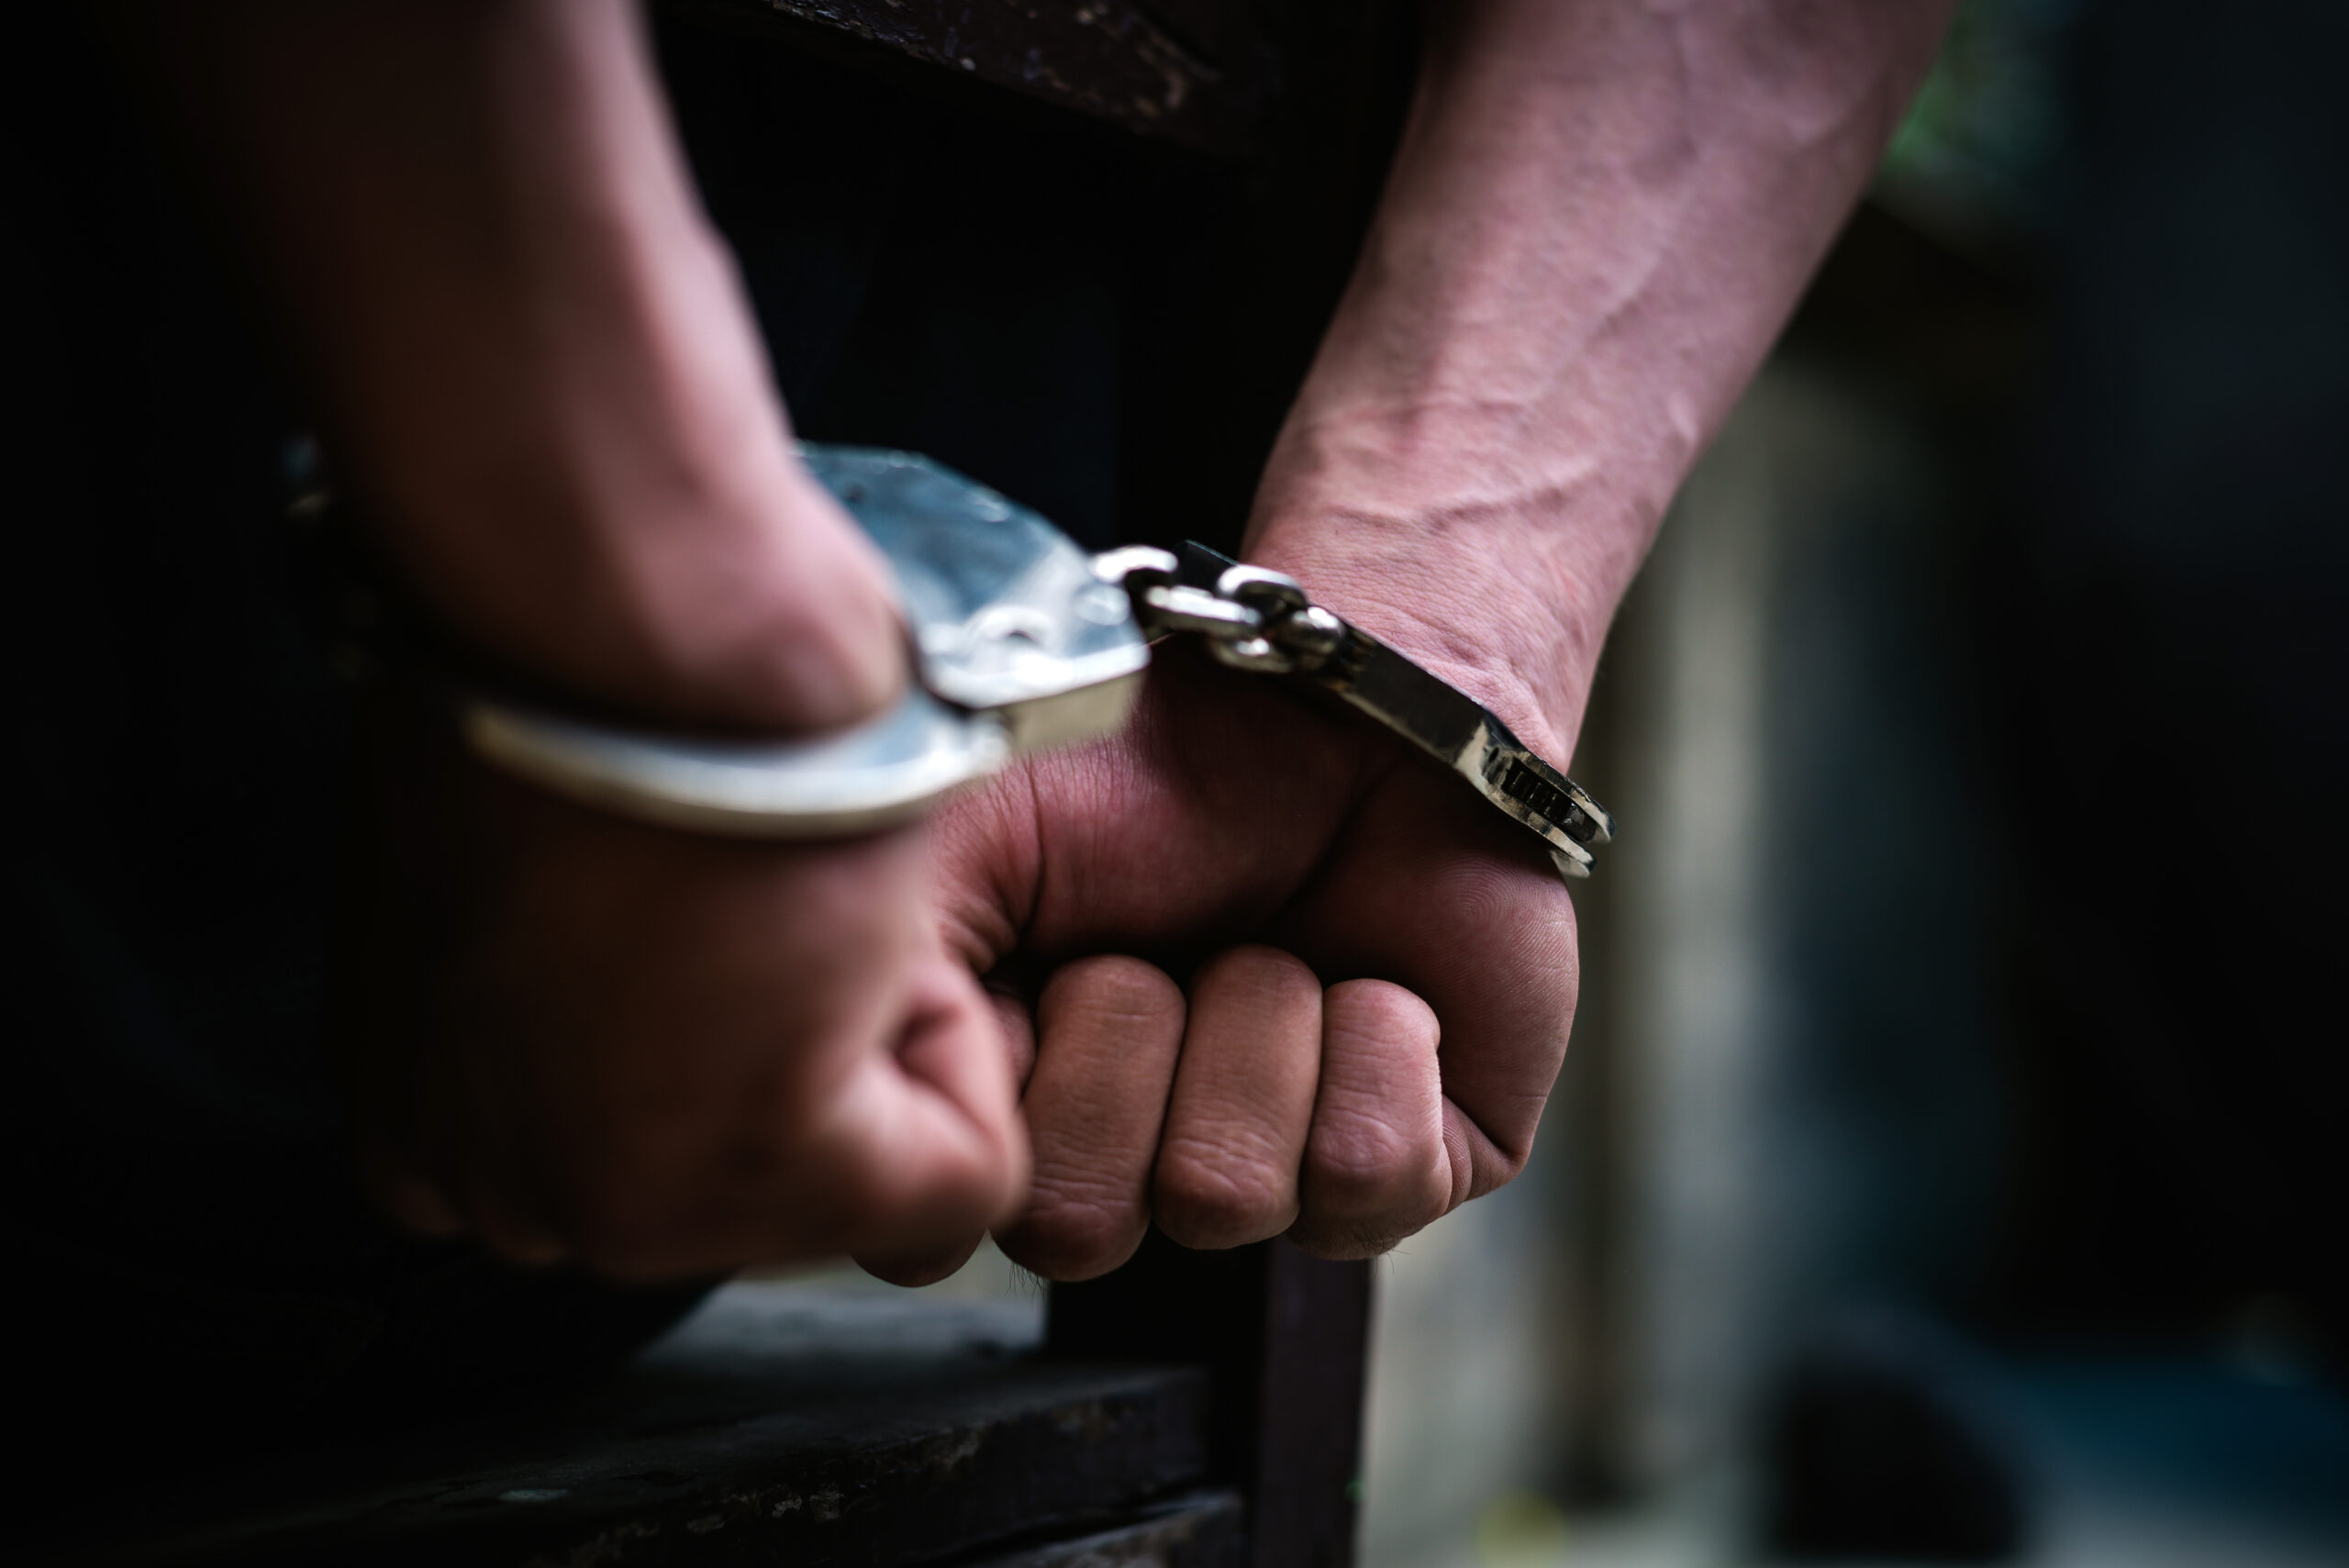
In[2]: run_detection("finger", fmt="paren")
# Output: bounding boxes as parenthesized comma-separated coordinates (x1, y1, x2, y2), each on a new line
(853, 1235, 986, 1288)
(883, 953, 1030, 1226)
(848, 962, 1027, 1287)
(1152, 945, 1323, 1251)
(422, 994, 578, 1267)
(567, 951, 1025, 1282)
(463, 1189, 571, 1267)
(772, 952, 1029, 1273)
(986, 985, 1040, 1091)
(358, 1142, 467, 1238)
(1289, 980, 1459, 1258)
(1282, 763, 1580, 1201)
(362, 1129, 570, 1264)
(996, 955, 1185, 1282)
(351, 1059, 566, 1266)
(850, 985, 1041, 1283)
(449, 1042, 577, 1266)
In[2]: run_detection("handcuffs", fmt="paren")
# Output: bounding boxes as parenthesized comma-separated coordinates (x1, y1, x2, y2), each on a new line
(443, 446, 1612, 881)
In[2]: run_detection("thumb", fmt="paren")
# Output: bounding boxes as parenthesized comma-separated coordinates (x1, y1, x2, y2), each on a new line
(831, 951, 1030, 1262)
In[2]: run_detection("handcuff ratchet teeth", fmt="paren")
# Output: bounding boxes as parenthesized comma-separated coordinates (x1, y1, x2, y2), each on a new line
(462, 446, 1612, 880)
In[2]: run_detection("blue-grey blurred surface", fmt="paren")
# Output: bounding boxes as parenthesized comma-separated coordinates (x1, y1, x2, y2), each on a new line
(1356, 0, 2349, 1562)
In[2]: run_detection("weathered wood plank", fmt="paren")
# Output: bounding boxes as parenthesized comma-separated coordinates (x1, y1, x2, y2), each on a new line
(966, 1489, 1244, 1565)
(33, 1285, 1212, 1568)
(666, 0, 1264, 154)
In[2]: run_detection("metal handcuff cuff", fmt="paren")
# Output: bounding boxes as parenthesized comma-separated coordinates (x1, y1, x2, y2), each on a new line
(462, 446, 1614, 881)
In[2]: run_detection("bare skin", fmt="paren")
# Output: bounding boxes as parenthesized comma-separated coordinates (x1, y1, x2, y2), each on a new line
(125, 0, 1949, 1279)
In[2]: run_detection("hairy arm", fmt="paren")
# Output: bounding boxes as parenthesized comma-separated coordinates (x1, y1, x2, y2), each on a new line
(1254, 0, 1954, 757)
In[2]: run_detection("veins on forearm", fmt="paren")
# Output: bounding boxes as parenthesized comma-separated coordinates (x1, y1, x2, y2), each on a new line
(1259, 0, 1954, 609)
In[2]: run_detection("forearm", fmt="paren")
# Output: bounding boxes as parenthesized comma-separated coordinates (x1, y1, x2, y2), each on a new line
(1249, 0, 1951, 757)
(121, 0, 896, 729)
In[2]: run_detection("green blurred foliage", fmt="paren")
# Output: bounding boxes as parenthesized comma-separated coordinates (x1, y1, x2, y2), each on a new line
(1882, 0, 2079, 235)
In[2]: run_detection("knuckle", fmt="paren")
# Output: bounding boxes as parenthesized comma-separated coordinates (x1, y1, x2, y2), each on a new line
(1041, 955, 1184, 1039)
(1004, 1178, 1145, 1281)
(1322, 977, 1438, 1051)
(858, 1118, 1026, 1240)
(1201, 944, 1320, 1005)
(1304, 1113, 1446, 1229)
(1153, 1141, 1293, 1248)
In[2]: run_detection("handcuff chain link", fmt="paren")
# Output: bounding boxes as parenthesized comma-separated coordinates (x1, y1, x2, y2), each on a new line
(1090, 546, 1346, 675)
(1089, 540, 1615, 884)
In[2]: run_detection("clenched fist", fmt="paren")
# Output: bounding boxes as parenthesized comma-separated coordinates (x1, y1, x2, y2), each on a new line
(911, 623, 1585, 1284)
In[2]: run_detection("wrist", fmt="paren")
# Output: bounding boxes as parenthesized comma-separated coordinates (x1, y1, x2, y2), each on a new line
(373, 409, 907, 737)
(1243, 417, 1636, 766)
(565, 442, 908, 735)
(1250, 517, 1602, 767)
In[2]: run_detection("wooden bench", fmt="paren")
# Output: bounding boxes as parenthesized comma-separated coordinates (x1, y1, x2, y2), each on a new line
(30, 1239, 1368, 1567)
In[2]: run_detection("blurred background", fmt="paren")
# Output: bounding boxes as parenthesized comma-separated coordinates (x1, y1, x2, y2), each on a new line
(1350, 1, 2349, 1562)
